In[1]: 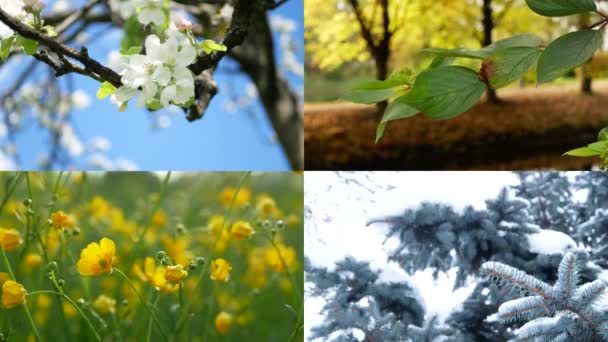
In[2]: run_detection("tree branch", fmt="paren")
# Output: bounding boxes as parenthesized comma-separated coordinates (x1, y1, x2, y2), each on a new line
(0, 7, 122, 87)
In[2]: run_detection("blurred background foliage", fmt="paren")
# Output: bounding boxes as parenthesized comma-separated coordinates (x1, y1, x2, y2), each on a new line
(305, 0, 608, 102)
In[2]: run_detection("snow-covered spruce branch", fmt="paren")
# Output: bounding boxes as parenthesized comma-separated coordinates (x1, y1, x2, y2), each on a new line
(482, 252, 608, 341)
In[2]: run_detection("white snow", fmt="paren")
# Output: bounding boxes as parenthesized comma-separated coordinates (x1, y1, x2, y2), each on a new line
(527, 229, 576, 255)
(305, 172, 519, 341)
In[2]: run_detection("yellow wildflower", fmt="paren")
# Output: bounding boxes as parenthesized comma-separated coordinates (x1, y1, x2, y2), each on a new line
(219, 187, 251, 208)
(89, 196, 111, 219)
(50, 211, 73, 230)
(133, 257, 177, 292)
(93, 295, 116, 315)
(214, 312, 233, 335)
(214, 229, 230, 254)
(286, 214, 300, 227)
(24, 253, 42, 269)
(266, 244, 296, 273)
(256, 194, 282, 218)
(236, 311, 254, 326)
(208, 215, 226, 237)
(77, 238, 116, 276)
(151, 210, 167, 227)
(0, 272, 9, 286)
(63, 301, 76, 317)
(210, 259, 232, 282)
(230, 221, 254, 240)
(0, 228, 22, 251)
(160, 235, 192, 267)
(164, 264, 188, 283)
(2, 280, 26, 309)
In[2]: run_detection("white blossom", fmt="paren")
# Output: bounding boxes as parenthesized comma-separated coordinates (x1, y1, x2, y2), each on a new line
(116, 34, 196, 108)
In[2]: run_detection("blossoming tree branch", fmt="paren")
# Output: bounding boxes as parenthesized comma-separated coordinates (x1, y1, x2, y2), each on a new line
(0, 0, 303, 170)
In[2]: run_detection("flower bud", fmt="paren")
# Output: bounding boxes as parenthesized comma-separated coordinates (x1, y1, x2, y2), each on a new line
(175, 18, 193, 32)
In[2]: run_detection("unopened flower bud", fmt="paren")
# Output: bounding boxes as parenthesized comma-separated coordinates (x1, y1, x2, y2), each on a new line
(175, 18, 193, 32)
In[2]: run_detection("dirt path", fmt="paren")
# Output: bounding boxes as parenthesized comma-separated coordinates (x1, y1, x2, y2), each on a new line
(305, 81, 608, 170)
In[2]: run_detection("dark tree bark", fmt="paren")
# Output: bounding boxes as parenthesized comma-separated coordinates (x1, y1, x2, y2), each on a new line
(229, 6, 303, 170)
(347, 0, 393, 115)
(482, 0, 501, 104)
(579, 13, 594, 95)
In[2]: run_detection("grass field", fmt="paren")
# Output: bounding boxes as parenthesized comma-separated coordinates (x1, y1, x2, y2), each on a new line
(305, 81, 608, 170)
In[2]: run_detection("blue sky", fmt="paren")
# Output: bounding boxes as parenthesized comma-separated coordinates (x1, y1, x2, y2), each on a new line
(2, 0, 303, 171)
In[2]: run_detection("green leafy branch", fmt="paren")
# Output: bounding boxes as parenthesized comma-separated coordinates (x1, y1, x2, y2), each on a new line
(347, 0, 608, 167)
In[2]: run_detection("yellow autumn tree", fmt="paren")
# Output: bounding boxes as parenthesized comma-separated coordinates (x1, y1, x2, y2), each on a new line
(305, 0, 564, 80)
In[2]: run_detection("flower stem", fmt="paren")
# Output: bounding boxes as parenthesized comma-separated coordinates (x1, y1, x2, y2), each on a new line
(0, 245, 40, 341)
(113, 267, 168, 341)
(28, 290, 102, 341)
(263, 234, 303, 342)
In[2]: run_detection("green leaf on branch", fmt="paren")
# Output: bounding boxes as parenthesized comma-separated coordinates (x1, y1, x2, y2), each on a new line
(424, 35, 542, 62)
(0, 36, 15, 61)
(588, 141, 608, 152)
(598, 128, 608, 141)
(376, 97, 419, 143)
(42, 25, 58, 37)
(121, 46, 142, 56)
(423, 47, 489, 60)
(146, 99, 164, 111)
(198, 40, 228, 54)
(525, 0, 597, 17)
(121, 16, 145, 53)
(96, 81, 117, 100)
(563, 147, 601, 157)
(386, 67, 413, 84)
(538, 29, 603, 84)
(429, 55, 455, 68)
(400, 66, 486, 120)
(486, 47, 542, 88)
(483, 34, 543, 51)
(344, 77, 409, 104)
(15, 36, 38, 55)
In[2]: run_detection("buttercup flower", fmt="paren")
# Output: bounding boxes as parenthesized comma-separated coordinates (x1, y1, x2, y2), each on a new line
(2, 280, 26, 309)
(230, 221, 254, 240)
(151, 210, 167, 227)
(50, 210, 73, 230)
(219, 187, 251, 208)
(214, 312, 233, 335)
(164, 264, 188, 283)
(133, 257, 177, 292)
(89, 196, 112, 219)
(0, 228, 22, 251)
(93, 295, 117, 315)
(24, 253, 42, 268)
(77, 238, 116, 276)
(256, 194, 281, 218)
(208, 215, 226, 237)
(266, 243, 296, 273)
(210, 258, 231, 282)
(0, 272, 9, 286)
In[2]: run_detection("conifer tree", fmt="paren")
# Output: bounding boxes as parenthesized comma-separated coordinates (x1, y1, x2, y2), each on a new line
(482, 252, 608, 341)
(512, 172, 576, 234)
(306, 257, 425, 341)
